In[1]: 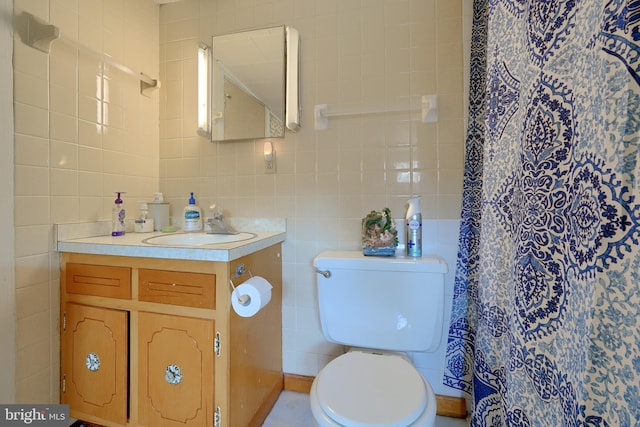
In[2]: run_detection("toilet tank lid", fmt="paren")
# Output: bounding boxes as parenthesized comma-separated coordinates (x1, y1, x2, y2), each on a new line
(313, 251, 448, 273)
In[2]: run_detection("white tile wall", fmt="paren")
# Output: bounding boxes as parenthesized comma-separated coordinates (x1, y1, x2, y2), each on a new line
(160, 0, 468, 399)
(9, 0, 472, 404)
(12, 0, 159, 403)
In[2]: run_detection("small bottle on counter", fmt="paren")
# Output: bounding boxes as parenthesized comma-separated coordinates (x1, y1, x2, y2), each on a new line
(148, 192, 170, 231)
(134, 201, 155, 233)
(112, 192, 126, 236)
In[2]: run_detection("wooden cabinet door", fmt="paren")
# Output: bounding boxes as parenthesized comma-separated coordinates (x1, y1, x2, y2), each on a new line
(62, 303, 128, 425)
(138, 312, 215, 427)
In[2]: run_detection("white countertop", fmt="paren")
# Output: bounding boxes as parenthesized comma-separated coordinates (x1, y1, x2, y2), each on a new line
(55, 219, 286, 262)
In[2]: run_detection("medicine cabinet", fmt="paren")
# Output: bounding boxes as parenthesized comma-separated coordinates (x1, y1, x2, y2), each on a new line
(208, 25, 300, 142)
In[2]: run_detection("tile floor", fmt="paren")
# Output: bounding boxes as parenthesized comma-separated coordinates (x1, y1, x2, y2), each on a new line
(262, 391, 470, 427)
(70, 390, 470, 426)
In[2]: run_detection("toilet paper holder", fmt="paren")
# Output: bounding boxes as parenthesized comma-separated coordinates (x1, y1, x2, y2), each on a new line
(229, 263, 252, 306)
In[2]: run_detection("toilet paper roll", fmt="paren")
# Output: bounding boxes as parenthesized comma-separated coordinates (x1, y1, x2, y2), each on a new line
(231, 276, 273, 317)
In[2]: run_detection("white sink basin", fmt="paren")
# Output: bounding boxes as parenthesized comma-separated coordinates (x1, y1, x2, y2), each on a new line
(143, 232, 257, 246)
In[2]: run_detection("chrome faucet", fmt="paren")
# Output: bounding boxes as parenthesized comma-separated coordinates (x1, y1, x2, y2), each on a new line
(204, 204, 237, 234)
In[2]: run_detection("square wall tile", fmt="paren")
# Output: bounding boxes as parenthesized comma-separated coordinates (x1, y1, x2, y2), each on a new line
(14, 103, 49, 139)
(15, 134, 49, 167)
(14, 71, 48, 110)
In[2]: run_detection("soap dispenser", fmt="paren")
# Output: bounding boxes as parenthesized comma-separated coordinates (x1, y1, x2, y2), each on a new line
(134, 201, 154, 233)
(112, 192, 126, 236)
(183, 192, 203, 232)
(405, 196, 422, 257)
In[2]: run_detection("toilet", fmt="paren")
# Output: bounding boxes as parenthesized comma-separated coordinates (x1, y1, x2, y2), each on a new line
(311, 251, 448, 427)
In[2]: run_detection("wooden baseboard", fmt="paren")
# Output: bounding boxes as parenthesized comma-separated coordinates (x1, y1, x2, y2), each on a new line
(435, 394, 468, 418)
(283, 373, 467, 419)
(249, 375, 284, 427)
(284, 373, 314, 393)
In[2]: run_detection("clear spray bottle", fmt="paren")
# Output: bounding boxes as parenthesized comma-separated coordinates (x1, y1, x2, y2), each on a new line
(405, 196, 422, 257)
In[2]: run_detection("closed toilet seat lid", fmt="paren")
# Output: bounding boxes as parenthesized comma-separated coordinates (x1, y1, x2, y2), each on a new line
(315, 351, 427, 427)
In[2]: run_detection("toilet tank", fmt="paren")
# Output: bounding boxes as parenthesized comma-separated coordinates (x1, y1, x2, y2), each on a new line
(313, 251, 448, 352)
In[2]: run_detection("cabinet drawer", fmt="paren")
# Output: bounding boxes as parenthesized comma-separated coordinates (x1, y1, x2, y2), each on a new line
(66, 263, 131, 299)
(139, 269, 216, 309)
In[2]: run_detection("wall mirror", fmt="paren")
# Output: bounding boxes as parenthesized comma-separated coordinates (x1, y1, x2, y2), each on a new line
(209, 25, 300, 142)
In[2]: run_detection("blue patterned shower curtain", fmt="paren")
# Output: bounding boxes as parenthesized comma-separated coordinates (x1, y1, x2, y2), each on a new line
(445, 1, 640, 425)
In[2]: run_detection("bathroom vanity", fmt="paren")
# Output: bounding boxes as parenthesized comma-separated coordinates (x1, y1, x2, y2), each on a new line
(57, 224, 285, 427)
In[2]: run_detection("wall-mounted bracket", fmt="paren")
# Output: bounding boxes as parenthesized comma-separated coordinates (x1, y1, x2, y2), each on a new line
(24, 13, 59, 54)
(140, 73, 161, 97)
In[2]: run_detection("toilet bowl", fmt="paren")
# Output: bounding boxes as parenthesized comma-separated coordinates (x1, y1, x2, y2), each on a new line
(309, 350, 437, 427)
(311, 251, 447, 427)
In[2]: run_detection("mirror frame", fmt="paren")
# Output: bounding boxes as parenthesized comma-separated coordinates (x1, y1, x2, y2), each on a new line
(285, 26, 300, 132)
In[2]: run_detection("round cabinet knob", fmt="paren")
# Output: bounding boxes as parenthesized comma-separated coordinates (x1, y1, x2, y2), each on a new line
(165, 364, 183, 385)
(85, 352, 100, 372)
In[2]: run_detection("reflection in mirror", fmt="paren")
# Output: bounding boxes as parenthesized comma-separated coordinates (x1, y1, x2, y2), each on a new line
(211, 26, 287, 141)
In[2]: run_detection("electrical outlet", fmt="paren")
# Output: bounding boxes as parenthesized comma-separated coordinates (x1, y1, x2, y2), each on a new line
(265, 154, 276, 174)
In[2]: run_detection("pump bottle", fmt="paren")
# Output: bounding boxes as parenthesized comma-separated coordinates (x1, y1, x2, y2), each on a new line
(405, 196, 422, 257)
(112, 192, 126, 236)
(183, 192, 203, 232)
(134, 201, 154, 233)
